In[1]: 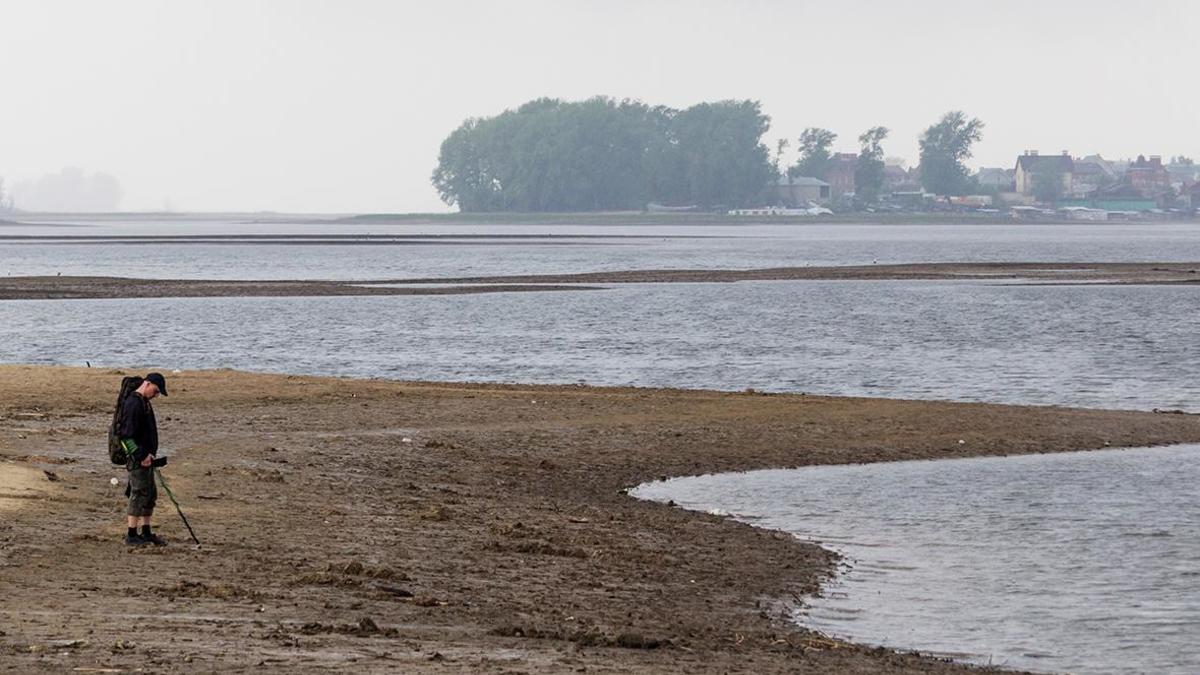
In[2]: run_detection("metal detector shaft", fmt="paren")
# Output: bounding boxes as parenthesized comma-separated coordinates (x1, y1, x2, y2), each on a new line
(155, 468, 200, 545)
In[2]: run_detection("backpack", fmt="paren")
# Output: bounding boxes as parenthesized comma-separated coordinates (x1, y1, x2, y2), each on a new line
(107, 376, 144, 465)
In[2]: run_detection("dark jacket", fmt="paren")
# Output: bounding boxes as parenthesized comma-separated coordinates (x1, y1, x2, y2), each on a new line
(116, 392, 158, 467)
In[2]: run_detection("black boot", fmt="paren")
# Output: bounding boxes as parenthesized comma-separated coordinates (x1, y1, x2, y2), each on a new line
(141, 526, 167, 547)
(124, 528, 147, 546)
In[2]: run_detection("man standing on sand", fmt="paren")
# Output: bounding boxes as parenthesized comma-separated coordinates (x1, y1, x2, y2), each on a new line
(116, 373, 169, 546)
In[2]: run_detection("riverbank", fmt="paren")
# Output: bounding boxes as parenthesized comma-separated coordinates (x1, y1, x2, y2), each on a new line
(3, 365, 1200, 672)
(334, 212, 1200, 227)
(9, 210, 1200, 227)
(1, 262, 1197, 299)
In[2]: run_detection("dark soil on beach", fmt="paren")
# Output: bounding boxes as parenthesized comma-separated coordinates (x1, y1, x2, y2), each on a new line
(3, 365, 1200, 673)
(1, 262, 1198, 300)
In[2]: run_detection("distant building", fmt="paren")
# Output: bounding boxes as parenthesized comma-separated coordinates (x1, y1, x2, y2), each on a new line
(1077, 154, 1117, 180)
(1015, 151, 1074, 197)
(1059, 182, 1160, 211)
(1190, 182, 1200, 211)
(1070, 160, 1113, 198)
(1126, 155, 1172, 195)
(975, 167, 1014, 191)
(1165, 161, 1199, 188)
(769, 175, 830, 206)
(883, 165, 921, 193)
(825, 153, 858, 198)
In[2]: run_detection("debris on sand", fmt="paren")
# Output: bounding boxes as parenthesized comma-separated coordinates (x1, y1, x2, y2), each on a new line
(324, 560, 408, 580)
(11, 454, 76, 465)
(487, 539, 589, 559)
(155, 580, 261, 601)
(293, 560, 410, 588)
(492, 623, 669, 649)
(297, 618, 397, 638)
(371, 583, 414, 598)
(251, 469, 286, 483)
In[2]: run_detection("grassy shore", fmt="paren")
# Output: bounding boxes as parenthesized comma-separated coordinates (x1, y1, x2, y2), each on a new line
(3, 365, 1200, 672)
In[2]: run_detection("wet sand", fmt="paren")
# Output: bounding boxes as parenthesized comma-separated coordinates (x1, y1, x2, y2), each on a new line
(0, 276, 598, 300)
(1, 262, 1198, 300)
(377, 261, 1200, 285)
(3, 365, 1200, 672)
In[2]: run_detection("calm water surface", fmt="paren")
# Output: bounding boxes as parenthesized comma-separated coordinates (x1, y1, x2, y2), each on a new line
(4, 217, 1200, 279)
(0, 280, 1197, 411)
(633, 444, 1200, 675)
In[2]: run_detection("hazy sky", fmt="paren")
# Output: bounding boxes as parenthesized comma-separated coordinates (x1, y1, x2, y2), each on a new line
(1, 1, 1195, 213)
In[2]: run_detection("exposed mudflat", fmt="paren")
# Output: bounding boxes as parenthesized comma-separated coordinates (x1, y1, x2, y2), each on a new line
(376, 261, 1200, 285)
(0, 277, 598, 300)
(1, 262, 1197, 300)
(3, 365, 1200, 672)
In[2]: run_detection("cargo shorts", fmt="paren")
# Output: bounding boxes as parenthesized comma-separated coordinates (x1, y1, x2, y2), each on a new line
(126, 465, 158, 517)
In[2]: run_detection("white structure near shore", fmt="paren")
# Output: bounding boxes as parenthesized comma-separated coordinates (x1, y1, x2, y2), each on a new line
(728, 205, 833, 216)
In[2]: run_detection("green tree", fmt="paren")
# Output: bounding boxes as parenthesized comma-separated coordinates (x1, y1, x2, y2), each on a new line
(791, 127, 837, 179)
(431, 97, 774, 211)
(668, 100, 775, 208)
(432, 97, 667, 211)
(918, 111, 984, 196)
(432, 118, 502, 212)
(854, 126, 889, 203)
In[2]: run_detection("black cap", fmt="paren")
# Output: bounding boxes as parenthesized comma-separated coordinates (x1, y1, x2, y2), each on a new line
(145, 372, 168, 396)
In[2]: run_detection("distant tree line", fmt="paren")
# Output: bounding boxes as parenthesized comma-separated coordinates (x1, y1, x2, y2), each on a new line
(432, 97, 996, 212)
(432, 97, 774, 211)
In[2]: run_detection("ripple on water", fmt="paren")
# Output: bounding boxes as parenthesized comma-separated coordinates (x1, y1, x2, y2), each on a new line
(0, 281, 1198, 412)
(633, 444, 1200, 675)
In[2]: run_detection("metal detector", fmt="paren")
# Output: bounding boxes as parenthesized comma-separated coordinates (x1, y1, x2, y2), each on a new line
(155, 468, 200, 546)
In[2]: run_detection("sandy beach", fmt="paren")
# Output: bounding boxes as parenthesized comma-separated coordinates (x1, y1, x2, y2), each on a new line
(3, 365, 1200, 672)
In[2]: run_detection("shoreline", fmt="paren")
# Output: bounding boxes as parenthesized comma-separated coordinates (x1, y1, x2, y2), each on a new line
(1, 262, 1198, 299)
(4, 365, 1200, 672)
(9, 211, 1200, 226)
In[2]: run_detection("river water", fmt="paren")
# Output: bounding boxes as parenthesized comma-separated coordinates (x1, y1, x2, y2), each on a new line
(0, 280, 1197, 411)
(632, 444, 1200, 675)
(4, 216, 1200, 279)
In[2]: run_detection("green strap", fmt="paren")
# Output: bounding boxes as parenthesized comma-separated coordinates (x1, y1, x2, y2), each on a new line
(120, 438, 138, 454)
